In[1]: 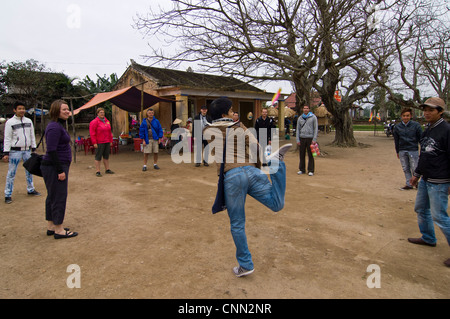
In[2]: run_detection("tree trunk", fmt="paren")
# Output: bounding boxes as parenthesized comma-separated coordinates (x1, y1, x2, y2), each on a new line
(330, 104, 357, 147)
(292, 70, 312, 113)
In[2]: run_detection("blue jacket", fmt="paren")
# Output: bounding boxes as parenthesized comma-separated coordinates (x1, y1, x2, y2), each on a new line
(139, 117, 163, 144)
(393, 120, 422, 153)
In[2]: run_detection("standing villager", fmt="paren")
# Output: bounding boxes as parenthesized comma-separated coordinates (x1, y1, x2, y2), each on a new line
(3, 101, 41, 204)
(89, 108, 114, 177)
(296, 105, 318, 176)
(393, 107, 423, 190)
(40, 100, 77, 239)
(408, 97, 450, 268)
(254, 108, 275, 147)
(193, 105, 212, 167)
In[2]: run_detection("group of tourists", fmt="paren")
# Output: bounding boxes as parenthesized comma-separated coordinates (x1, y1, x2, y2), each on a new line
(2, 96, 449, 276)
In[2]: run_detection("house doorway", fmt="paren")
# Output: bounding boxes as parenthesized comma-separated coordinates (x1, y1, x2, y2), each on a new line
(239, 101, 254, 128)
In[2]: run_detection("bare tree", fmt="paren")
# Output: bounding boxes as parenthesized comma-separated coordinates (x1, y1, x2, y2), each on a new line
(373, 0, 450, 109)
(135, 0, 321, 107)
(133, 0, 404, 146)
(420, 27, 450, 106)
(306, 0, 383, 146)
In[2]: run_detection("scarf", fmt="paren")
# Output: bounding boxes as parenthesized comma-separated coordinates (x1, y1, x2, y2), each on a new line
(302, 112, 313, 119)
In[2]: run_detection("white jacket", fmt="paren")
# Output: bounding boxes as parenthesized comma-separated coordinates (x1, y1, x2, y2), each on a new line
(3, 115, 37, 154)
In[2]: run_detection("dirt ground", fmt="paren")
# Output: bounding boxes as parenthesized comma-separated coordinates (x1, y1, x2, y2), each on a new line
(0, 130, 449, 299)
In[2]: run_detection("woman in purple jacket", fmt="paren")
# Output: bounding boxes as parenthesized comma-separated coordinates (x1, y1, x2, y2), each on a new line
(40, 100, 78, 239)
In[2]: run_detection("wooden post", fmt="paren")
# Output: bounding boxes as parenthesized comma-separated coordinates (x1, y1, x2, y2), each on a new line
(140, 83, 144, 122)
(278, 100, 285, 138)
(70, 99, 77, 163)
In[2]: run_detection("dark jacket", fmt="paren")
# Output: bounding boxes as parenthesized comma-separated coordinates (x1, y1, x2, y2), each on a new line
(192, 113, 212, 139)
(42, 119, 72, 173)
(414, 118, 450, 184)
(254, 116, 275, 144)
(393, 120, 422, 153)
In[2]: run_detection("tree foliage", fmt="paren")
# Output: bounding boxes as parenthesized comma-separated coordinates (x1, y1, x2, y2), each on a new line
(0, 59, 85, 113)
(77, 73, 118, 119)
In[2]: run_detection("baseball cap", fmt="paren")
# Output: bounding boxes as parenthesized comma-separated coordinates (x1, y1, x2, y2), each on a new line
(420, 97, 447, 110)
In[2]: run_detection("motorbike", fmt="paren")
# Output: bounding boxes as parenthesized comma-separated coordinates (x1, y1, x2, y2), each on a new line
(383, 120, 395, 137)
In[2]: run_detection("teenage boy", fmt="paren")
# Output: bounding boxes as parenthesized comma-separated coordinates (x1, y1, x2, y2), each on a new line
(408, 97, 450, 268)
(139, 108, 163, 171)
(205, 97, 292, 277)
(393, 107, 423, 190)
(3, 102, 41, 204)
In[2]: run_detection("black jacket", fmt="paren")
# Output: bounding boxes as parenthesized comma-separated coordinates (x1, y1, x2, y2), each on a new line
(192, 113, 212, 139)
(254, 116, 275, 144)
(414, 118, 450, 184)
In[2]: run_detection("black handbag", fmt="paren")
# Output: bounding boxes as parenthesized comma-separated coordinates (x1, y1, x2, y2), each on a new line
(23, 135, 44, 177)
(212, 132, 227, 214)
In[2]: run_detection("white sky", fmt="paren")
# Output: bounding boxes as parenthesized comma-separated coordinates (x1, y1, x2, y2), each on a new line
(0, 0, 292, 96)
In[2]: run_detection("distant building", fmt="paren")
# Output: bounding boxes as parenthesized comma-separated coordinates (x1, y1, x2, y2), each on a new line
(112, 60, 275, 136)
(284, 91, 322, 110)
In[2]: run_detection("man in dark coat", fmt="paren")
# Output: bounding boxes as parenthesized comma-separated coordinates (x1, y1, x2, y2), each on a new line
(193, 105, 212, 167)
(254, 108, 275, 147)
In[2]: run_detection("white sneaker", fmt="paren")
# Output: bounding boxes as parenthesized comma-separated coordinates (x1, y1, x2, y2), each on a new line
(233, 266, 254, 277)
(297, 171, 304, 175)
(308, 172, 314, 176)
(267, 143, 292, 162)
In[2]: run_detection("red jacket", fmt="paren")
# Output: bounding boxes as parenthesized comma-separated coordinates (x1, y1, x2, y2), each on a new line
(89, 117, 113, 144)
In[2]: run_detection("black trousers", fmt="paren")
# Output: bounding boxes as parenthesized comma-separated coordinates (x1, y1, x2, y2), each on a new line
(41, 163, 70, 225)
(299, 137, 314, 173)
(194, 139, 209, 163)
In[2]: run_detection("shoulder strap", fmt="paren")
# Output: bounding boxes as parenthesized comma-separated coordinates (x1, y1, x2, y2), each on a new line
(36, 134, 44, 149)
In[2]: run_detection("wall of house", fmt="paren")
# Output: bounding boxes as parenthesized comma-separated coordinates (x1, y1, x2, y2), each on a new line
(112, 69, 172, 137)
(112, 67, 273, 136)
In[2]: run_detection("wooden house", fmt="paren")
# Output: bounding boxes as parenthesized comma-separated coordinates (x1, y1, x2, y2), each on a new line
(112, 60, 275, 137)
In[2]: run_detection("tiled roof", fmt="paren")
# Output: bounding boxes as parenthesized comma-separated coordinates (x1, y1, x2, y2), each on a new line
(131, 62, 263, 93)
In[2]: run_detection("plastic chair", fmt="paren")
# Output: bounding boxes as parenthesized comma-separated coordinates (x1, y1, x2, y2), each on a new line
(84, 138, 95, 155)
(110, 138, 119, 154)
(75, 137, 85, 152)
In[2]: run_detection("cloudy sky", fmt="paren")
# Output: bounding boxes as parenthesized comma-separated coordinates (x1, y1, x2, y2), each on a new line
(1, 0, 291, 95)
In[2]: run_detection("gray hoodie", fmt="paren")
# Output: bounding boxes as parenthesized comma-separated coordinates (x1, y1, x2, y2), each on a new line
(296, 113, 318, 143)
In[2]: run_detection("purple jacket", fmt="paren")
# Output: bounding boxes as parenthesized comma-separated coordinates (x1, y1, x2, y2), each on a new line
(43, 120, 72, 164)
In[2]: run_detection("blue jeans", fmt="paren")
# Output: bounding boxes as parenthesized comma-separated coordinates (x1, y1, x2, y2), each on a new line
(414, 179, 450, 246)
(224, 160, 286, 270)
(399, 150, 419, 187)
(4, 150, 35, 197)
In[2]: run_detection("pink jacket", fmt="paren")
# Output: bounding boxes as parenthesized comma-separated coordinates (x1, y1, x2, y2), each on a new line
(89, 117, 113, 144)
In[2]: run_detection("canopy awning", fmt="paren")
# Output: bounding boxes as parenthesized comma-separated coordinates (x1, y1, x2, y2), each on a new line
(72, 86, 174, 115)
